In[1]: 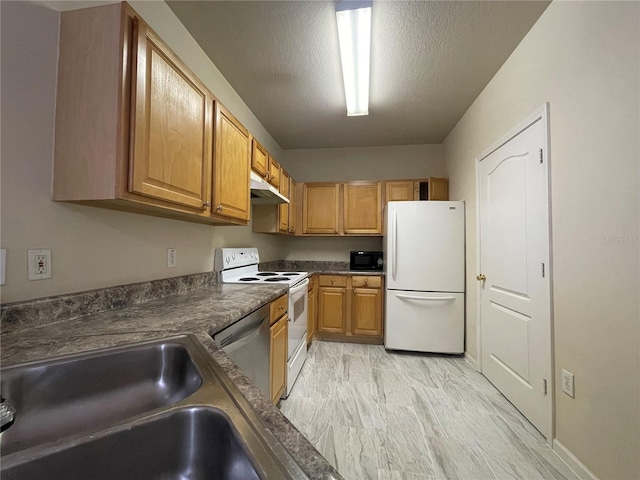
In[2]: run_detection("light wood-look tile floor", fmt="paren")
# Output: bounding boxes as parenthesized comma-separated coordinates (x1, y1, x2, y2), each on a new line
(279, 341, 579, 480)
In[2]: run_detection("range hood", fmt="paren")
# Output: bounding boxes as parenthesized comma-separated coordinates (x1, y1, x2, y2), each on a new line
(250, 171, 289, 205)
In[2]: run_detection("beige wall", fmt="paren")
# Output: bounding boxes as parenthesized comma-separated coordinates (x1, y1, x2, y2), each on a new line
(443, 2, 639, 478)
(0, 1, 286, 303)
(282, 144, 446, 260)
(283, 144, 446, 182)
(283, 237, 383, 262)
(0, 2, 445, 303)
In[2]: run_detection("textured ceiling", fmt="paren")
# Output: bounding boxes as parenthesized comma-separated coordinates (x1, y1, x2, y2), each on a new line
(167, 1, 550, 149)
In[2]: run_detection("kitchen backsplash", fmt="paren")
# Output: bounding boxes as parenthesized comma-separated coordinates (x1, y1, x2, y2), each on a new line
(0, 272, 216, 335)
(260, 260, 351, 272)
(3, 259, 371, 336)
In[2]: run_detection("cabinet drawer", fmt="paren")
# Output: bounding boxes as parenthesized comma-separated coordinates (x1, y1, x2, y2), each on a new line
(308, 275, 316, 291)
(351, 276, 382, 288)
(270, 294, 288, 324)
(318, 275, 347, 287)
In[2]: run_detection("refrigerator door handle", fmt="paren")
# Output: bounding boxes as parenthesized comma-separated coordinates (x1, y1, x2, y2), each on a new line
(396, 294, 457, 301)
(392, 210, 398, 281)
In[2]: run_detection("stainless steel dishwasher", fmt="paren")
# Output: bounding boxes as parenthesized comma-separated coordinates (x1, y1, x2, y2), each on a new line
(213, 304, 271, 398)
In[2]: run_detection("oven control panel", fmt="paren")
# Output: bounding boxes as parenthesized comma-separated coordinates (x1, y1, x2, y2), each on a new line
(214, 248, 260, 271)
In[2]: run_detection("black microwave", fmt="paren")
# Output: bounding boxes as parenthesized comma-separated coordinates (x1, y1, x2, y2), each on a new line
(350, 251, 384, 271)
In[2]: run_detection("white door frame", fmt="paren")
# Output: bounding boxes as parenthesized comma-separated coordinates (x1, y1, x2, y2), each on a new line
(474, 103, 555, 444)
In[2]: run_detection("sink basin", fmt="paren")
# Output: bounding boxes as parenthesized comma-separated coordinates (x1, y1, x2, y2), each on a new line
(2, 407, 260, 480)
(1, 335, 308, 479)
(0, 340, 202, 455)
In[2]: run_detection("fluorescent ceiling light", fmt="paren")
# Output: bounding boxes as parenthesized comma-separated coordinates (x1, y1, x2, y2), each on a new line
(336, 1, 371, 116)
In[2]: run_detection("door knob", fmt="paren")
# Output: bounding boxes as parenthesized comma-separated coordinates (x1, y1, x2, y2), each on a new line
(476, 274, 486, 281)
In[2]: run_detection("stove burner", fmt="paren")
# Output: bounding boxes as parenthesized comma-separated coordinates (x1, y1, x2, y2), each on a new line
(283, 273, 300, 276)
(239, 277, 259, 281)
(264, 277, 290, 282)
(256, 272, 278, 277)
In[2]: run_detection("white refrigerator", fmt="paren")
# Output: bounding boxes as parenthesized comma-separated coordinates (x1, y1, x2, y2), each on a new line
(383, 201, 465, 353)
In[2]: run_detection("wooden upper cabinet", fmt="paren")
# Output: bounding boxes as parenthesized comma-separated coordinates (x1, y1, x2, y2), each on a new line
(343, 182, 382, 234)
(268, 156, 281, 188)
(289, 178, 297, 234)
(129, 19, 212, 211)
(303, 183, 340, 234)
(251, 140, 269, 179)
(385, 180, 416, 203)
(52, 4, 254, 226)
(212, 103, 251, 221)
(278, 170, 290, 232)
(429, 177, 449, 201)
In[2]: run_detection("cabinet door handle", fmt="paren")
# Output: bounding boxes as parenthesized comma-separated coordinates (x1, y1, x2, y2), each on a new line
(203, 201, 211, 207)
(216, 205, 223, 211)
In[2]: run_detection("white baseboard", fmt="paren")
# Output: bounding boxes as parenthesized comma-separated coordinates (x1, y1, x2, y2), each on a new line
(464, 352, 479, 371)
(552, 439, 599, 480)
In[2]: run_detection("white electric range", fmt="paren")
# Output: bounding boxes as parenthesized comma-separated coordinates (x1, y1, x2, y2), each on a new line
(214, 248, 308, 399)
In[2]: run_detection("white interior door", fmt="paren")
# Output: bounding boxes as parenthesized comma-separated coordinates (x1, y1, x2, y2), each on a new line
(478, 107, 552, 440)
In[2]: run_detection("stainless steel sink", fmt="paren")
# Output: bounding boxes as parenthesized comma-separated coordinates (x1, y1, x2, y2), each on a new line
(0, 335, 308, 479)
(1, 339, 203, 455)
(2, 407, 261, 480)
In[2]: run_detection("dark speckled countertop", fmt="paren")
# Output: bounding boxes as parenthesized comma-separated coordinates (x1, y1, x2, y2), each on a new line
(260, 260, 385, 277)
(0, 281, 342, 480)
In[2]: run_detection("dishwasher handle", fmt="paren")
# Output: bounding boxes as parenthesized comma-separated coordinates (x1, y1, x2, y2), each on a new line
(220, 321, 265, 353)
(213, 304, 269, 349)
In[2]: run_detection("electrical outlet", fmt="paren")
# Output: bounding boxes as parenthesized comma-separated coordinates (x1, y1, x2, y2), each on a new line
(561, 369, 575, 398)
(167, 248, 177, 268)
(28, 249, 52, 280)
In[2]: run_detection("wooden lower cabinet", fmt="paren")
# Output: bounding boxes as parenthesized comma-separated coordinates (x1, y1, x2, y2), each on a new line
(351, 288, 383, 336)
(270, 313, 288, 404)
(317, 287, 347, 334)
(316, 275, 383, 343)
(269, 294, 288, 404)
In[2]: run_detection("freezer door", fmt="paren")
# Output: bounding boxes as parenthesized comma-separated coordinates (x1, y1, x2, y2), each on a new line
(384, 290, 464, 353)
(385, 201, 464, 292)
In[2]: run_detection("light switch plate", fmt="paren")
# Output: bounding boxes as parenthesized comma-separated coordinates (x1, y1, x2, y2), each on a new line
(0, 249, 6, 285)
(167, 248, 177, 268)
(561, 369, 575, 398)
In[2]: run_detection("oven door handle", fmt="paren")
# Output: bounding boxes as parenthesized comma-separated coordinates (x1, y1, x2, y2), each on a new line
(289, 277, 309, 295)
